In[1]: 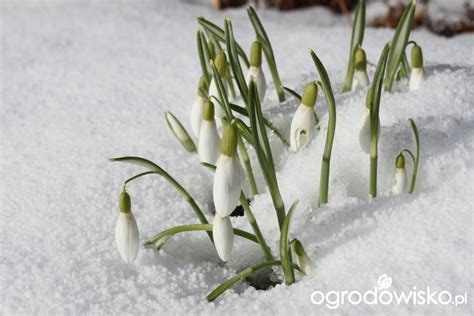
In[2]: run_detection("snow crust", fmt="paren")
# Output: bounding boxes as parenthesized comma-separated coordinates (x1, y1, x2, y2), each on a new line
(1, 0, 473, 314)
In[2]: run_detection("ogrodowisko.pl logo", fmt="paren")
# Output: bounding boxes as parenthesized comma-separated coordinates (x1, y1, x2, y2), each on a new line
(310, 274, 468, 309)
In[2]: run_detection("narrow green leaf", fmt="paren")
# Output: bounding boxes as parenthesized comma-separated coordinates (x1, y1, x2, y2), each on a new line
(407, 118, 420, 193)
(210, 62, 233, 120)
(197, 30, 210, 85)
(283, 86, 302, 100)
(247, 6, 285, 102)
(384, 0, 416, 91)
(342, 0, 366, 92)
(279, 200, 299, 285)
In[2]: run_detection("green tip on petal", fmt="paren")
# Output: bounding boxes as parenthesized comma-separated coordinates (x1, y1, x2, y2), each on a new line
(302, 82, 318, 107)
(292, 239, 307, 257)
(203, 101, 215, 121)
(119, 191, 131, 213)
(396, 153, 406, 169)
(250, 40, 262, 67)
(220, 124, 238, 156)
(365, 87, 373, 110)
(214, 52, 227, 78)
(354, 48, 367, 71)
(411, 44, 423, 69)
(208, 41, 216, 60)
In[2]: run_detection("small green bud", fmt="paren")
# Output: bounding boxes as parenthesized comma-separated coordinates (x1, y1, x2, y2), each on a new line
(220, 124, 238, 157)
(302, 82, 318, 107)
(197, 76, 208, 97)
(411, 44, 423, 69)
(165, 111, 197, 152)
(365, 87, 373, 110)
(208, 41, 216, 60)
(249, 40, 262, 67)
(119, 191, 131, 213)
(396, 153, 405, 169)
(203, 101, 215, 121)
(292, 239, 307, 257)
(354, 48, 367, 71)
(214, 52, 227, 78)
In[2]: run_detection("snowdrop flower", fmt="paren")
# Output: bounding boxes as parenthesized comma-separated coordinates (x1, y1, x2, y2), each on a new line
(392, 153, 407, 194)
(190, 76, 208, 138)
(198, 101, 220, 165)
(359, 87, 380, 154)
(290, 82, 318, 151)
(208, 52, 228, 119)
(115, 191, 139, 264)
(292, 239, 314, 276)
(212, 215, 234, 262)
(409, 44, 425, 91)
(351, 47, 370, 91)
(245, 40, 266, 103)
(213, 124, 243, 217)
(165, 111, 196, 152)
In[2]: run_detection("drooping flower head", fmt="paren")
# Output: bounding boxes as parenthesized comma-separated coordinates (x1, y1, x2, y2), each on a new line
(393, 153, 407, 194)
(209, 52, 228, 118)
(115, 191, 139, 264)
(409, 44, 425, 91)
(190, 76, 208, 137)
(290, 82, 318, 151)
(352, 47, 370, 91)
(198, 101, 220, 165)
(246, 40, 266, 103)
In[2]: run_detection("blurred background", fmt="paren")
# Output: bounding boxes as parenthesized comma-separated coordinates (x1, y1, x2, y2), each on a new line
(208, 0, 474, 36)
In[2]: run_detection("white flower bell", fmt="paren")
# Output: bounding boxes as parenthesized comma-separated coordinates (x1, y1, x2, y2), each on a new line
(292, 239, 314, 276)
(213, 125, 243, 217)
(212, 215, 234, 262)
(208, 52, 228, 119)
(190, 76, 208, 137)
(115, 192, 139, 264)
(351, 48, 370, 91)
(392, 153, 407, 194)
(198, 101, 220, 165)
(245, 40, 266, 103)
(409, 44, 425, 91)
(359, 88, 380, 154)
(290, 82, 318, 151)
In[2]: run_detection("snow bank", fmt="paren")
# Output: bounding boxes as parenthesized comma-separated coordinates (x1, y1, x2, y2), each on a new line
(1, 0, 473, 314)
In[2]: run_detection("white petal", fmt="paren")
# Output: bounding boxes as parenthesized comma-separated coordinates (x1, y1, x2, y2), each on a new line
(198, 121, 220, 165)
(290, 104, 316, 151)
(115, 212, 139, 264)
(359, 110, 380, 154)
(351, 70, 370, 91)
(409, 68, 425, 91)
(208, 78, 227, 119)
(392, 168, 407, 194)
(213, 155, 243, 217)
(213, 215, 234, 262)
(245, 66, 266, 104)
(296, 253, 315, 276)
(190, 95, 205, 138)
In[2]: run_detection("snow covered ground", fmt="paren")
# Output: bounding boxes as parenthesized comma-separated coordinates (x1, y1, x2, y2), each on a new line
(1, 0, 473, 314)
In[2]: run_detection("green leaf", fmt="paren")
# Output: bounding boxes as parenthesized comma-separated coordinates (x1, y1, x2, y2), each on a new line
(406, 118, 420, 193)
(210, 62, 232, 120)
(342, 0, 366, 92)
(310, 51, 337, 204)
(283, 86, 302, 100)
(384, 0, 416, 92)
(279, 200, 299, 285)
(197, 30, 210, 85)
(247, 6, 285, 102)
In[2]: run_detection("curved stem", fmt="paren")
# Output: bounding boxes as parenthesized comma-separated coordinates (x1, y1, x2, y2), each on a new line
(145, 224, 258, 250)
(407, 118, 420, 193)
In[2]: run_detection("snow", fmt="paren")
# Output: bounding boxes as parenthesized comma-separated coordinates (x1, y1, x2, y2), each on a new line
(1, 0, 473, 314)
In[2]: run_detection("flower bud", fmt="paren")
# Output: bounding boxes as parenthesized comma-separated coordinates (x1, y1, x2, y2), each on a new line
(115, 191, 139, 264)
(409, 44, 425, 91)
(165, 111, 196, 152)
(396, 153, 405, 169)
(208, 41, 216, 60)
(352, 48, 370, 91)
(301, 82, 318, 107)
(212, 215, 234, 262)
(292, 239, 315, 275)
(220, 124, 238, 157)
(249, 40, 262, 68)
(214, 52, 227, 78)
(393, 154, 407, 195)
(411, 45, 423, 69)
(354, 47, 367, 72)
(199, 102, 220, 165)
(190, 77, 207, 137)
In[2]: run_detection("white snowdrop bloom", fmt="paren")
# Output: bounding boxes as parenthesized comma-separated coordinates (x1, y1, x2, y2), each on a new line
(292, 239, 314, 276)
(393, 154, 408, 194)
(213, 125, 243, 217)
(290, 82, 318, 151)
(245, 40, 266, 103)
(208, 52, 228, 119)
(359, 88, 380, 154)
(198, 101, 220, 165)
(351, 48, 370, 91)
(212, 215, 234, 262)
(190, 77, 207, 138)
(409, 44, 425, 91)
(115, 192, 139, 264)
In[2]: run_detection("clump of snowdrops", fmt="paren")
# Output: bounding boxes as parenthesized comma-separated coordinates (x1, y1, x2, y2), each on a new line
(111, 0, 422, 301)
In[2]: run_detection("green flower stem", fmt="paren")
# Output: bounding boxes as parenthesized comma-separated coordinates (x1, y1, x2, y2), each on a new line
(110, 156, 212, 242)
(311, 51, 337, 205)
(207, 260, 281, 302)
(280, 200, 298, 285)
(240, 193, 274, 261)
(283, 86, 302, 100)
(224, 19, 248, 101)
(369, 157, 377, 197)
(238, 136, 258, 195)
(145, 224, 258, 250)
(247, 6, 285, 102)
(406, 118, 420, 193)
